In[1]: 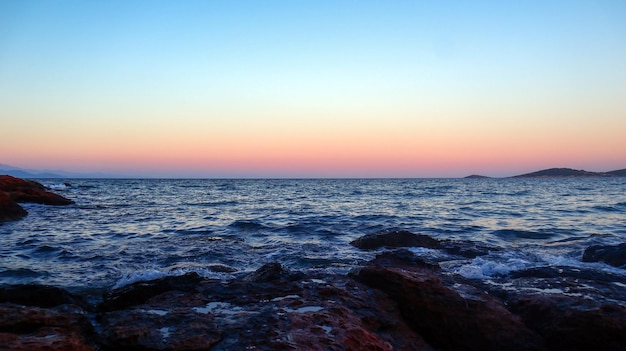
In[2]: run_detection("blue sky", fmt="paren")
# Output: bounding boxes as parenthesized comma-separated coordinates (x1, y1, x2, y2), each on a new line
(1, 0, 625, 177)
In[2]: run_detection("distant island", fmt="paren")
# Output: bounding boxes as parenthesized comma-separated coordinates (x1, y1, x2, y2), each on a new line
(512, 168, 626, 178)
(464, 175, 491, 179)
(464, 168, 626, 179)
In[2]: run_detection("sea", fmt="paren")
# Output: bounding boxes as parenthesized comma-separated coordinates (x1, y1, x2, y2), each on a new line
(1, 178, 625, 299)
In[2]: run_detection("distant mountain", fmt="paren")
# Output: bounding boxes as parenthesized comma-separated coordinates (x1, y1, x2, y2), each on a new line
(512, 168, 626, 178)
(605, 169, 626, 177)
(0, 163, 118, 178)
(464, 174, 490, 179)
(0, 164, 64, 178)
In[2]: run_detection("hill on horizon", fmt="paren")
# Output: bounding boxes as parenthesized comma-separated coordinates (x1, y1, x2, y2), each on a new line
(512, 167, 626, 178)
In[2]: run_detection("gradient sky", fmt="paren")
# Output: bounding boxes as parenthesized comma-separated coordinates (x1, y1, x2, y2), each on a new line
(1, 0, 625, 177)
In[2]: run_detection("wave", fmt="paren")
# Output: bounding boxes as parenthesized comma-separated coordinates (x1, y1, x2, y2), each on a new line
(0, 268, 46, 278)
(112, 266, 235, 290)
(456, 251, 626, 280)
(593, 203, 626, 213)
(491, 229, 558, 240)
(228, 220, 271, 231)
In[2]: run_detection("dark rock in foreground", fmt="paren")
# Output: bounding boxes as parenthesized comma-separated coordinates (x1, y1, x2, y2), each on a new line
(3, 232, 626, 350)
(582, 243, 626, 268)
(0, 175, 74, 222)
(0, 285, 96, 351)
(353, 251, 545, 351)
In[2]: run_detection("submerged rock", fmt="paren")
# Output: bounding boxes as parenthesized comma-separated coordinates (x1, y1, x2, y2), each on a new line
(582, 243, 626, 268)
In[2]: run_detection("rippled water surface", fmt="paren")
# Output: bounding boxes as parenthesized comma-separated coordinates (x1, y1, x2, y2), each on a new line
(1, 178, 625, 293)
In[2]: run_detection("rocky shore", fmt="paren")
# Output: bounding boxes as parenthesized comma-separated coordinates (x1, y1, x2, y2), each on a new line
(0, 175, 74, 222)
(1, 230, 625, 351)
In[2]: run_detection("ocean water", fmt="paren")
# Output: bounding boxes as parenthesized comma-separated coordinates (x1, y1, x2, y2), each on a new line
(1, 178, 625, 295)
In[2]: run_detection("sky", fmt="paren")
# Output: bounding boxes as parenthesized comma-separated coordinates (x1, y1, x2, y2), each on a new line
(1, 0, 625, 178)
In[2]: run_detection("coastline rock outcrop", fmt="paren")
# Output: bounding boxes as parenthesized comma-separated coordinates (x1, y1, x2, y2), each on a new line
(3, 232, 626, 350)
(0, 175, 74, 222)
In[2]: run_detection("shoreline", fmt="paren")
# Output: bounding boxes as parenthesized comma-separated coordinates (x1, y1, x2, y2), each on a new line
(2, 231, 625, 351)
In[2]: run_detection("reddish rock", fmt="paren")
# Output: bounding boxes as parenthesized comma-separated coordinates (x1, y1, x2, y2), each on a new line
(508, 295, 626, 351)
(0, 191, 27, 222)
(100, 308, 222, 350)
(354, 253, 545, 351)
(0, 284, 90, 310)
(0, 303, 95, 351)
(99, 264, 432, 350)
(0, 175, 74, 206)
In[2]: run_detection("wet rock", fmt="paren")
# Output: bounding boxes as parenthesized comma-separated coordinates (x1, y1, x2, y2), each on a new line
(582, 243, 626, 267)
(354, 257, 545, 351)
(99, 308, 222, 350)
(0, 303, 96, 351)
(0, 175, 74, 206)
(100, 272, 203, 312)
(97, 263, 432, 350)
(351, 230, 494, 259)
(243, 262, 305, 283)
(0, 284, 90, 310)
(0, 191, 27, 222)
(509, 295, 626, 351)
(439, 240, 495, 258)
(350, 230, 441, 250)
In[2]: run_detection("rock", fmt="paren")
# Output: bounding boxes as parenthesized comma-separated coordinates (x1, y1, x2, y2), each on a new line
(509, 295, 626, 351)
(0, 284, 90, 310)
(4, 250, 626, 351)
(0, 175, 74, 206)
(350, 230, 441, 250)
(0, 304, 96, 351)
(100, 272, 203, 312)
(582, 243, 626, 267)
(99, 308, 222, 350)
(354, 256, 545, 351)
(351, 230, 494, 258)
(97, 264, 432, 350)
(0, 284, 96, 351)
(0, 191, 27, 222)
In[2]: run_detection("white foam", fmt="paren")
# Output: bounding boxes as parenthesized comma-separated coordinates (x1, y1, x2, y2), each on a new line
(193, 302, 243, 315)
(282, 305, 324, 313)
(113, 269, 169, 289)
(271, 295, 300, 302)
(112, 266, 235, 290)
(46, 183, 69, 190)
(456, 256, 531, 279)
